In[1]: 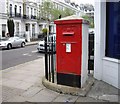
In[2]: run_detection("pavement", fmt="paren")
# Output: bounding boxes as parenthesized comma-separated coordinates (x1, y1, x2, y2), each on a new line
(26, 40, 39, 46)
(0, 41, 119, 103)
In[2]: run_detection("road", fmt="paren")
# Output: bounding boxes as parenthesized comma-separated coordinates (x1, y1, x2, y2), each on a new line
(1, 45, 44, 70)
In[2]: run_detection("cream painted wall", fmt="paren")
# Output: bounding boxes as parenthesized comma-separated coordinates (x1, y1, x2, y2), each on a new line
(81, 22, 89, 88)
(94, 1, 119, 89)
(102, 58, 119, 88)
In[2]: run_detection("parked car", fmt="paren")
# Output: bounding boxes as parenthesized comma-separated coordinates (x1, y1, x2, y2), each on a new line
(37, 34, 56, 52)
(0, 37, 26, 49)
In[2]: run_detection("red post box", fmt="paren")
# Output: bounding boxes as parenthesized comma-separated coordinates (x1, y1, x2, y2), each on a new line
(54, 15, 89, 88)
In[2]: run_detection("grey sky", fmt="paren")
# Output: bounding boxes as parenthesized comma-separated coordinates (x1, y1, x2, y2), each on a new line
(71, 0, 95, 5)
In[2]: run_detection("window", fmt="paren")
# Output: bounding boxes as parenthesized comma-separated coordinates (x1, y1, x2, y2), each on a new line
(31, 8, 33, 16)
(106, 2, 120, 59)
(15, 5, 17, 16)
(19, 6, 21, 16)
(10, 4, 12, 17)
(34, 9, 36, 16)
(27, 7, 29, 16)
(26, 24, 28, 31)
(2, 24, 6, 37)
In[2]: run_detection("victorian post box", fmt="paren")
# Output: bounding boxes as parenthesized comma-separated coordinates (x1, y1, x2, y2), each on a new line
(54, 15, 89, 88)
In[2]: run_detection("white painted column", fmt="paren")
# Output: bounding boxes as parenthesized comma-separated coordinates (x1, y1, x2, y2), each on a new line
(35, 23, 37, 38)
(30, 23, 32, 38)
(14, 21, 17, 35)
(25, 23, 30, 42)
(94, 1, 106, 80)
(6, 23, 8, 34)
(81, 23, 89, 87)
(0, 23, 2, 38)
(35, 23, 39, 33)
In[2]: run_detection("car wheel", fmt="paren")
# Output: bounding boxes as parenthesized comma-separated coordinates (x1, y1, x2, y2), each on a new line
(7, 44, 12, 50)
(21, 42, 25, 47)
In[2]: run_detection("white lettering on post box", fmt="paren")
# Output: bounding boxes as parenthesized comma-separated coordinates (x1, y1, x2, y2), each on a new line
(66, 43, 71, 53)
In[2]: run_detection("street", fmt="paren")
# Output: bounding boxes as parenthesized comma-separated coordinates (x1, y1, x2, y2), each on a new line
(2, 45, 44, 70)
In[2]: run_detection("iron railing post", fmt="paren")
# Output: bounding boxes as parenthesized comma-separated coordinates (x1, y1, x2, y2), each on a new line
(51, 37, 54, 83)
(44, 36, 48, 80)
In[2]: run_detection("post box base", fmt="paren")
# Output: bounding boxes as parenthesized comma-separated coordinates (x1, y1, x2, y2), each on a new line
(57, 73, 81, 88)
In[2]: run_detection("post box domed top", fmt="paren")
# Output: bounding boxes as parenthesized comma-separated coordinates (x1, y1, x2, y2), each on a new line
(54, 15, 89, 25)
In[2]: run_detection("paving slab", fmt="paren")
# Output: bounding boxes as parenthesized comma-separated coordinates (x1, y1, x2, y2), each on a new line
(98, 95, 119, 102)
(2, 79, 23, 88)
(23, 76, 40, 83)
(75, 96, 106, 102)
(6, 95, 28, 102)
(27, 88, 59, 102)
(53, 94, 78, 102)
(33, 78, 46, 89)
(5, 69, 27, 74)
(21, 86, 43, 98)
(2, 85, 24, 102)
(0, 78, 9, 86)
(22, 71, 41, 76)
(2, 72, 18, 79)
(9, 74, 29, 81)
(14, 82, 34, 90)
(87, 80, 119, 102)
(1, 58, 44, 102)
(1, 57, 119, 103)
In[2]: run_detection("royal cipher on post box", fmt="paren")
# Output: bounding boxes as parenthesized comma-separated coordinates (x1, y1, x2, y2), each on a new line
(54, 15, 89, 88)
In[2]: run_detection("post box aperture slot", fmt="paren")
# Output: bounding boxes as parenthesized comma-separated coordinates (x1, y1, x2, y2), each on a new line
(63, 32, 74, 36)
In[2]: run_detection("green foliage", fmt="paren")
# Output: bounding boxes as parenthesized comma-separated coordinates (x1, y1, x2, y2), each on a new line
(42, 28, 48, 36)
(40, 0, 53, 20)
(82, 15, 94, 28)
(64, 8, 75, 17)
(40, 0, 75, 21)
(51, 8, 63, 20)
(7, 19, 14, 37)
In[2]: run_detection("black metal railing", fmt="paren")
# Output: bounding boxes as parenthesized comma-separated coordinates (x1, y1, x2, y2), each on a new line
(23, 15, 29, 19)
(88, 33, 94, 74)
(15, 13, 21, 17)
(44, 36, 56, 83)
(9, 13, 21, 18)
(9, 13, 38, 20)
(31, 15, 36, 19)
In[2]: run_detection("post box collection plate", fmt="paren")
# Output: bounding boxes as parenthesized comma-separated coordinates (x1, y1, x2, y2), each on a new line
(66, 43, 71, 53)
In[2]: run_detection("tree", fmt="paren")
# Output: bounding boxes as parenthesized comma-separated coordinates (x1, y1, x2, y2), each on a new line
(64, 8, 75, 17)
(51, 8, 63, 20)
(82, 15, 94, 28)
(40, 0, 53, 21)
(42, 28, 48, 36)
(7, 19, 14, 37)
(39, 0, 75, 36)
(40, 0, 75, 22)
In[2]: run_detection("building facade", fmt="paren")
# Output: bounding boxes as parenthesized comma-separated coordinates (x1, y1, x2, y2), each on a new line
(52, 0, 83, 16)
(0, 0, 8, 38)
(23, 0, 39, 40)
(0, 0, 82, 40)
(94, 0, 120, 89)
(8, 0, 24, 36)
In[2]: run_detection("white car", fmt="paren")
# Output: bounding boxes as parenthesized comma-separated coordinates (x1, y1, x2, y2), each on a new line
(0, 37, 26, 49)
(37, 34, 56, 52)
